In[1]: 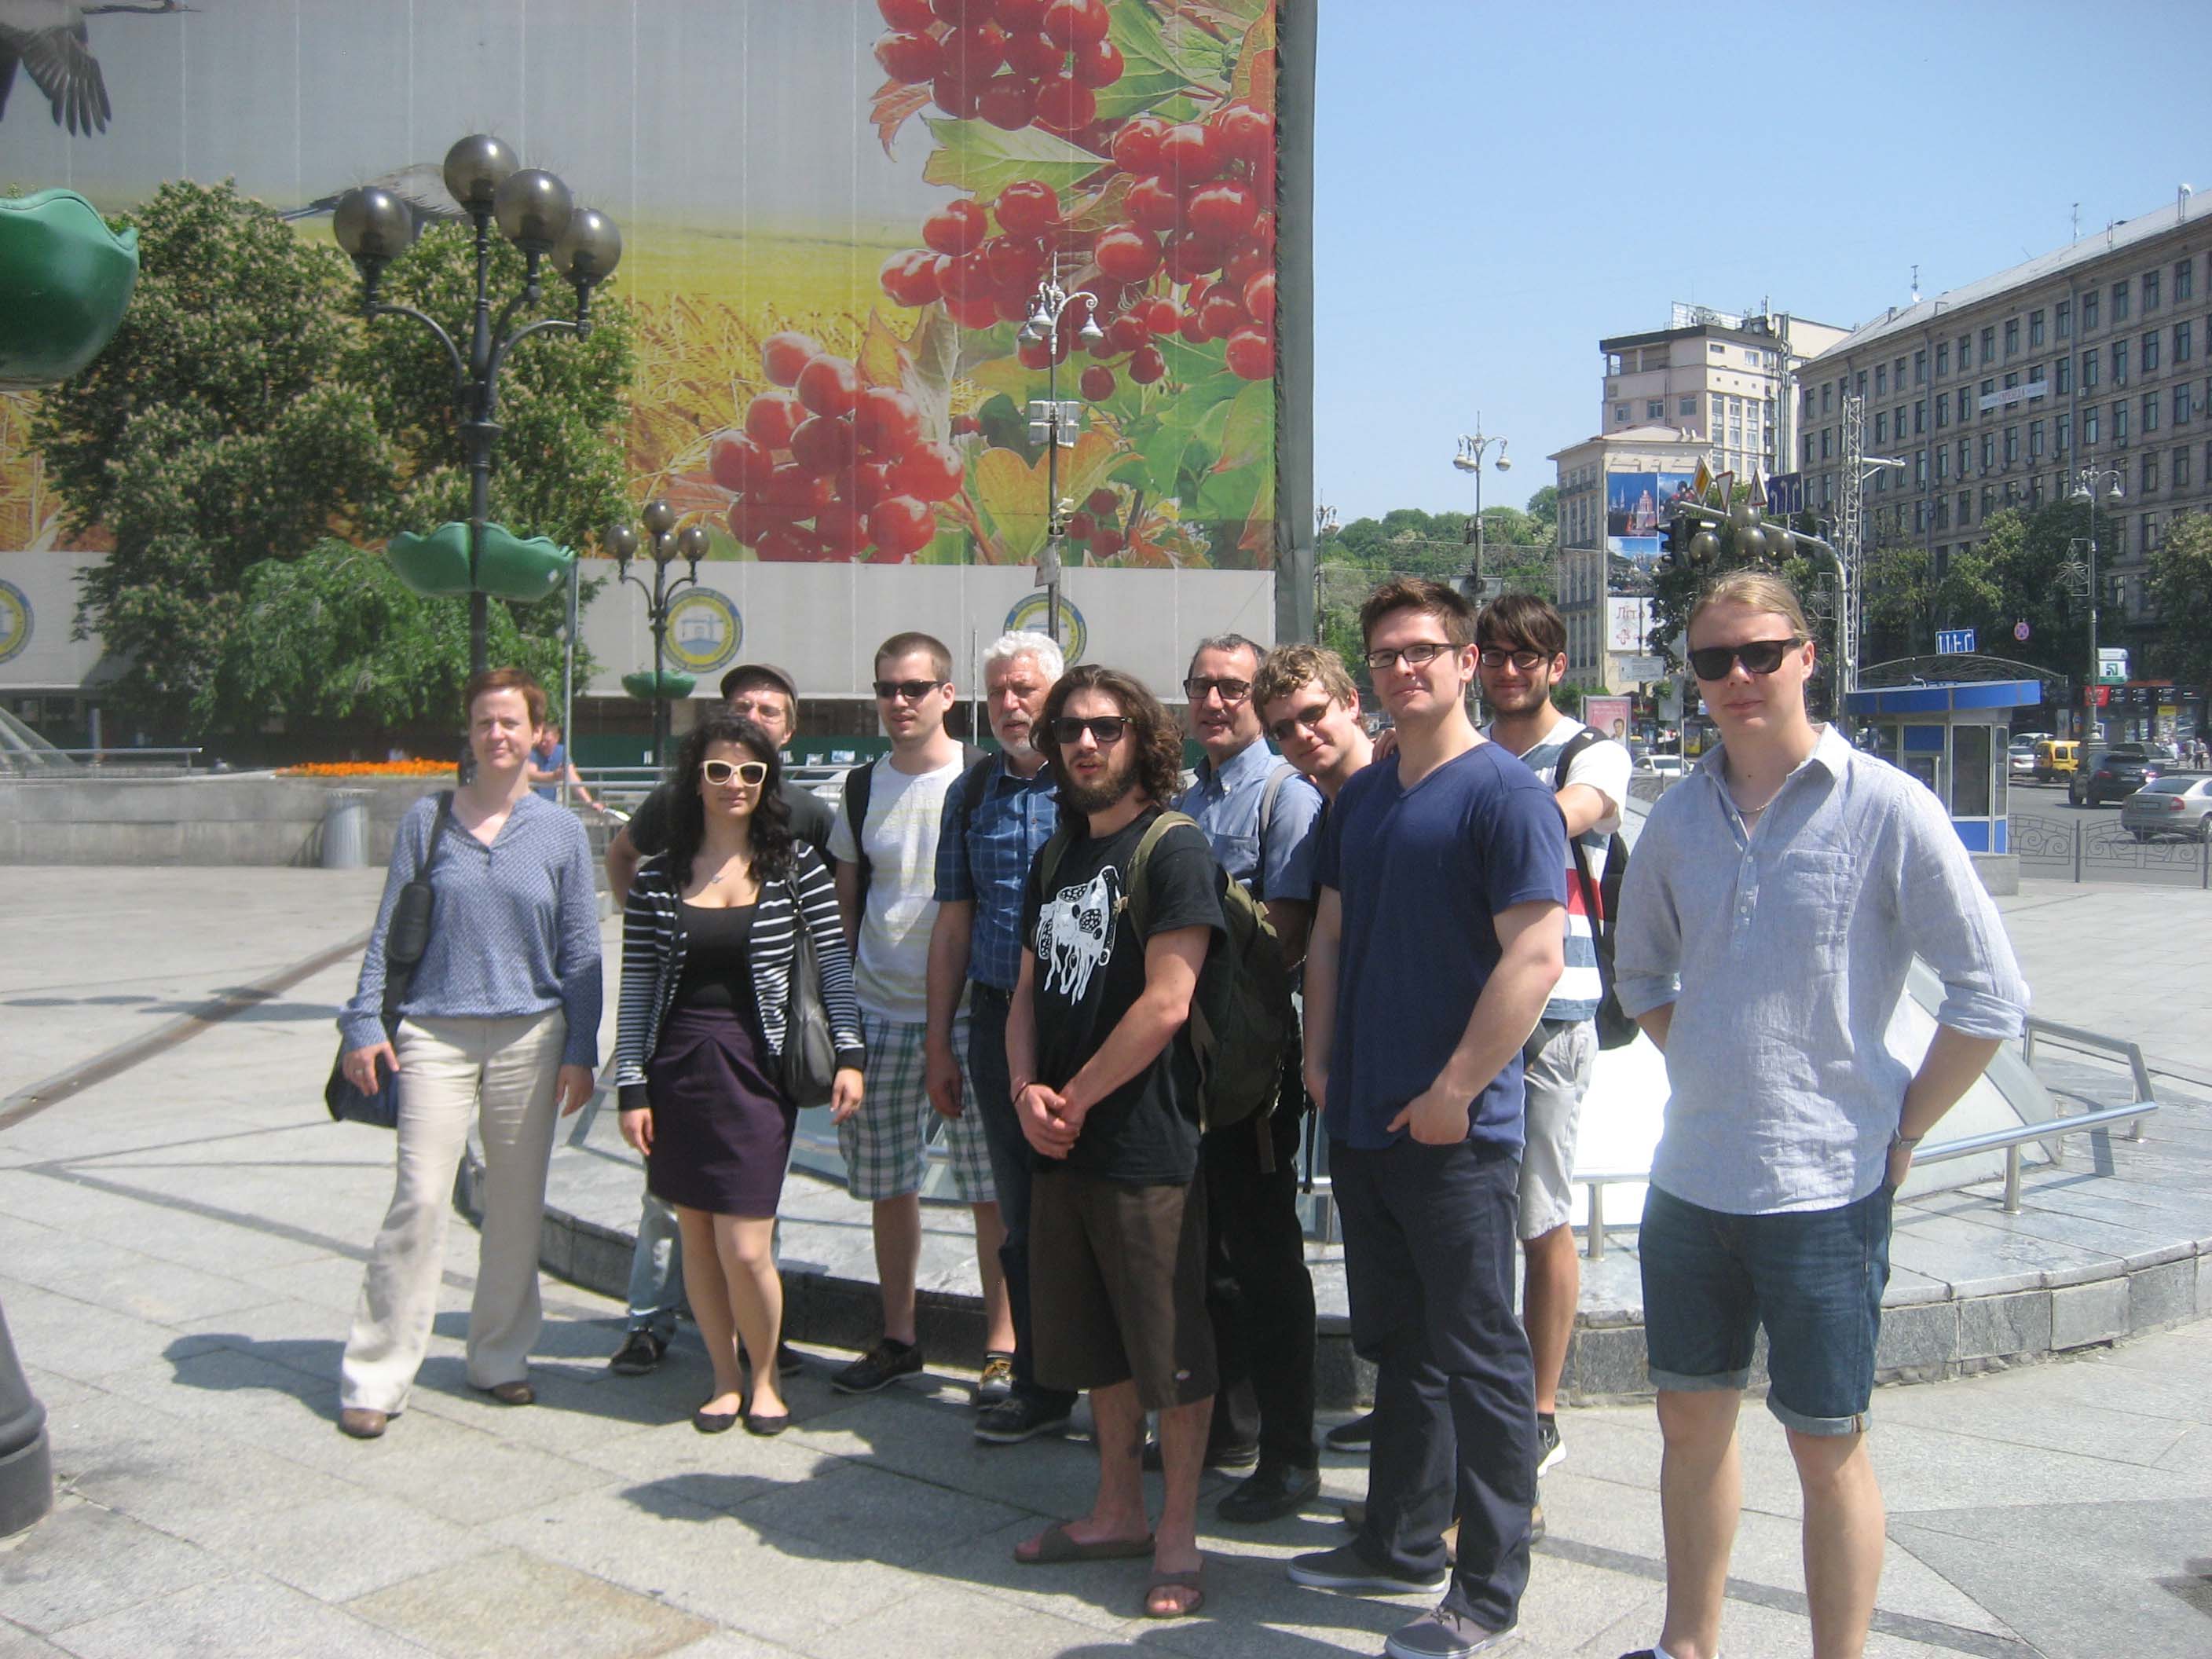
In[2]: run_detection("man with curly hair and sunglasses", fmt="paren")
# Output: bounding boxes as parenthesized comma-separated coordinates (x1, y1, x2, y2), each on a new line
(1610, 570, 2027, 1659)
(1005, 665, 1225, 1621)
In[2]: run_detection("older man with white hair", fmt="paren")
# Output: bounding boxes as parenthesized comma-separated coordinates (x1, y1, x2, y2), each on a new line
(924, 629, 1076, 1444)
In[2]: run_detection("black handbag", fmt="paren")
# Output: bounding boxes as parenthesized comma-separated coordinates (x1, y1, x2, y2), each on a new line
(777, 876, 838, 1111)
(324, 792, 455, 1128)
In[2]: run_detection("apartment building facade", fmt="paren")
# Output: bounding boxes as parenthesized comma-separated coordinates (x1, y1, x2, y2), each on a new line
(1551, 426, 1712, 696)
(1601, 306, 1850, 487)
(1797, 192, 2212, 639)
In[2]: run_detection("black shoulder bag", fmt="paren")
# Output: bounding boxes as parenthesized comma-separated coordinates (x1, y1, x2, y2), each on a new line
(778, 866, 839, 1111)
(324, 791, 456, 1128)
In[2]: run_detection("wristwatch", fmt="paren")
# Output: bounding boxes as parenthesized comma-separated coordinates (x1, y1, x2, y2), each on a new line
(1888, 1129, 1924, 1152)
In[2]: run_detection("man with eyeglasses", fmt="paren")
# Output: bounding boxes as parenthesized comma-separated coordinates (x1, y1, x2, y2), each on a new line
(1005, 665, 1224, 1619)
(923, 630, 1082, 1445)
(604, 662, 830, 1379)
(1291, 578, 1565, 1659)
(1610, 571, 2026, 1659)
(1253, 643, 1375, 806)
(826, 631, 1009, 1398)
(1169, 632, 1325, 1522)
(1474, 594, 1631, 1487)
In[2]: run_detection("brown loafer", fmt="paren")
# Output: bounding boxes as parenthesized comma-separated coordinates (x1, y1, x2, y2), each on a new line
(476, 1380, 535, 1406)
(339, 1407, 389, 1439)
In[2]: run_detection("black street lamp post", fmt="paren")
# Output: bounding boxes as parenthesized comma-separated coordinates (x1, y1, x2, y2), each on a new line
(606, 499, 709, 769)
(331, 134, 622, 677)
(1017, 262, 1104, 647)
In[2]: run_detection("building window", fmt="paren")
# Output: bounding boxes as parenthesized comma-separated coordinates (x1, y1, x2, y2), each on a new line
(1936, 391, 1950, 427)
(1915, 449, 1928, 486)
(2084, 291, 2100, 331)
(2030, 419, 2045, 458)
(1875, 468, 1888, 494)
(1914, 348, 1928, 384)
(1875, 364, 1888, 394)
(2177, 446, 2193, 489)
(1958, 489, 1972, 524)
(2178, 320, 2194, 364)
(1957, 332, 1971, 367)
(1802, 435, 1813, 465)
(1936, 341, 1950, 376)
(2115, 339, 2130, 385)
(2056, 412, 2071, 452)
(2004, 319, 2020, 357)
(1980, 325, 1995, 364)
(1875, 412, 1888, 442)
(1679, 396, 1697, 416)
(2056, 298, 2072, 339)
(1979, 378, 1995, 413)
(1820, 428, 1833, 459)
(2083, 348, 2100, 390)
(2086, 406, 2100, 445)
(2140, 515, 2155, 555)
(1855, 370, 1868, 400)
(1914, 500, 1929, 533)
(2178, 258, 2196, 302)
(2115, 401, 2130, 443)
(1979, 432, 1994, 470)
(1955, 438, 1968, 474)
(2143, 453, 2159, 492)
(1647, 399, 1664, 420)
(1936, 496, 1950, 528)
(2144, 330, 2161, 372)
(2114, 280, 2130, 322)
(1914, 399, 1927, 435)
(1614, 404, 1629, 423)
(2057, 355, 2073, 394)
(2177, 385, 2194, 426)
(2144, 392, 2159, 434)
(2144, 269, 2161, 311)
(2004, 426, 2020, 465)
(1936, 445, 1950, 480)
(1708, 342, 1724, 356)
(2029, 311, 2045, 348)
(1981, 485, 1995, 518)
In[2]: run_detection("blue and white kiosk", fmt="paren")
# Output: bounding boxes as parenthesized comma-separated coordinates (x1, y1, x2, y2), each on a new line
(1842, 676, 2042, 893)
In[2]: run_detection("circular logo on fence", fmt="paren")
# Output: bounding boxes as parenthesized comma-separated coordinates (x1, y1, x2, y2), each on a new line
(664, 589, 742, 675)
(0, 580, 30, 666)
(1004, 593, 1086, 661)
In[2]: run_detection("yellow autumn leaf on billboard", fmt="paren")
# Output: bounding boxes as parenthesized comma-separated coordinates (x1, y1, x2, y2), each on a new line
(972, 429, 1123, 566)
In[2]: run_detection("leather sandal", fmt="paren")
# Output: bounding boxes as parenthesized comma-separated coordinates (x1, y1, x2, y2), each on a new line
(476, 1380, 535, 1406)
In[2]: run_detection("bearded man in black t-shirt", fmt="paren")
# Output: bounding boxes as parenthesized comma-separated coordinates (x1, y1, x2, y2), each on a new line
(1005, 665, 1224, 1621)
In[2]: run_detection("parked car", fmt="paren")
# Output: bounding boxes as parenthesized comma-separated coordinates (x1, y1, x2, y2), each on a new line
(2031, 739, 2078, 783)
(2120, 775, 2212, 841)
(2071, 744, 2166, 807)
(2007, 740, 2040, 779)
(1647, 753, 1685, 778)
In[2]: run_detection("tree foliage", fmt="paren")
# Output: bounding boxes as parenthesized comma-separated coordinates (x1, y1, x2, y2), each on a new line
(1313, 491, 1559, 669)
(2147, 511, 2212, 691)
(28, 180, 636, 734)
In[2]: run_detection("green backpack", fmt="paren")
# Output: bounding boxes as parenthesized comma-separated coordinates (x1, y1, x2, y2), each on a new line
(1038, 809, 1296, 1137)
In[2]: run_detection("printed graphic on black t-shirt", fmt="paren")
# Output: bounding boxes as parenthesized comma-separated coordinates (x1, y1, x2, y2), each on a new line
(1020, 808, 1222, 1186)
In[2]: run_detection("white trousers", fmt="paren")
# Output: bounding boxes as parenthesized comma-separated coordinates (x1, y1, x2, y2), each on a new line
(339, 1011, 565, 1412)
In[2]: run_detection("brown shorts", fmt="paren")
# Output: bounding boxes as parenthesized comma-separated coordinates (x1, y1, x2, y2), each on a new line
(1029, 1168, 1218, 1412)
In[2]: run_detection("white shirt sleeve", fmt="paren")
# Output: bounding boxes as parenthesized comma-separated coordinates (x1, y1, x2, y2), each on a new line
(1564, 737, 1634, 834)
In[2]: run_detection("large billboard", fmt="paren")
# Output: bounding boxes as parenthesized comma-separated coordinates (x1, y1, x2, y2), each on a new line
(1605, 469, 1697, 569)
(0, 0, 1295, 694)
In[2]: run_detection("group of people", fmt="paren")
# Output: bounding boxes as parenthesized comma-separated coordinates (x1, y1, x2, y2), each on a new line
(332, 566, 2027, 1659)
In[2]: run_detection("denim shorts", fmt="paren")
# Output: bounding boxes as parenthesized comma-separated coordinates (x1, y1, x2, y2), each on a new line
(1638, 1181, 1893, 1436)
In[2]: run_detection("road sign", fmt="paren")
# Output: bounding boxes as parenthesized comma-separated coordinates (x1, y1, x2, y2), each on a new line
(1764, 472, 1804, 518)
(2097, 647, 2129, 684)
(1936, 628, 1977, 654)
(2013, 620, 2031, 643)
(1615, 654, 1666, 683)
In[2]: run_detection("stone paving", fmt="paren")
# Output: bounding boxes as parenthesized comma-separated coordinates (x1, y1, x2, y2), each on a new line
(3, 868, 2212, 1656)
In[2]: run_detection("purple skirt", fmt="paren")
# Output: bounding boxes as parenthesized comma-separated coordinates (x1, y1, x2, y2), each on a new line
(645, 1005, 796, 1218)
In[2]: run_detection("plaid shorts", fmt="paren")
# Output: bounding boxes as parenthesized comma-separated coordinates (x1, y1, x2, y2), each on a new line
(838, 1012, 997, 1203)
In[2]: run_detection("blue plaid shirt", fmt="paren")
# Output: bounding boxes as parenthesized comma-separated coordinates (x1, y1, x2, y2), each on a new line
(933, 755, 1060, 991)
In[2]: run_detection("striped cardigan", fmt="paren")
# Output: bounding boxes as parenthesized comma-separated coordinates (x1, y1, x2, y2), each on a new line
(612, 844, 865, 1110)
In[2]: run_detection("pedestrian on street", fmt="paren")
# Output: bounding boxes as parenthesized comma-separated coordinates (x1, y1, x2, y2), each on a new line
(602, 662, 828, 1381)
(333, 669, 603, 1440)
(1610, 570, 2029, 1659)
(611, 714, 864, 1437)
(1291, 578, 1566, 1659)
(1006, 665, 1223, 1620)
(922, 630, 1078, 1443)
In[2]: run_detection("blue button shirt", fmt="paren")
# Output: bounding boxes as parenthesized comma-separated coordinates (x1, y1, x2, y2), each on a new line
(933, 755, 1060, 991)
(1174, 738, 1323, 903)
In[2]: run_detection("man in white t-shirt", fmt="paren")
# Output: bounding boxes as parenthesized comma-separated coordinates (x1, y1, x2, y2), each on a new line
(826, 631, 1009, 1397)
(1477, 594, 1632, 1482)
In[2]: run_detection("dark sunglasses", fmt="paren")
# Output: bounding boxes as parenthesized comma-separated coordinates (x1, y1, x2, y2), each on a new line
(873, 678, 946, 701)
(1687, 637, 1807, 681)
(700, 760, 768, 787)
(1266, 701, 1335, 745)
(1182, 676, 1252, 705)
(1049, 716, 1129, 746)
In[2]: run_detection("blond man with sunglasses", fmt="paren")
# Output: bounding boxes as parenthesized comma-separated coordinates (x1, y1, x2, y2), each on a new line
(1611, 570, 2027, 1659)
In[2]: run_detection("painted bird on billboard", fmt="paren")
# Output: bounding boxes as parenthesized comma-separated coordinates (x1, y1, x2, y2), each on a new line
(0, 0, 192, 136)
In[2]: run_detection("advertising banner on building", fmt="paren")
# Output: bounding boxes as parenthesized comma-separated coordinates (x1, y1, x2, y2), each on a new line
(1606, 596, 1653, 655)
(0, 0, 1295, 699)
(1584, 694, 1632, 747)
(1605, 470, 1698, 568)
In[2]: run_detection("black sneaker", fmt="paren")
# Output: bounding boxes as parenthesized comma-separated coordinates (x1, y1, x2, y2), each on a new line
(973, 1392, 1075, 1445)
(1536, 1415, 1564, 1475)
(1141, 1435, 1259, 1473)
(1385, 1606, 1518, 1658)
(830, 1337, 924, 1394)
(973, 1352, 1015, 1408)
(607, 1328, 667, 1375)
(1216, 1461, 1323, 1523)
(1287, 1543, 1449, 1597)
(1324, 1411, 1375, 1451)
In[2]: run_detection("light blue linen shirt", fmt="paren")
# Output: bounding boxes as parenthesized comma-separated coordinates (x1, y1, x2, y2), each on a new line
(1174, 737, 1324, 904)
(1613, 724, 2028, 1215)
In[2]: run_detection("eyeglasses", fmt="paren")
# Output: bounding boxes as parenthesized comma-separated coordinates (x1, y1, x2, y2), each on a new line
(873, 678, 946, 701)
(1363, 641, 1456, 672)
(1477, 646, 1550, 672)
(700, 760, 768, 787)
(1182, 676, 1252, 705)
(1686, 637, 1807, 682)
(1266, 701, 1335, 745)
(1049, 716, 1129, 746)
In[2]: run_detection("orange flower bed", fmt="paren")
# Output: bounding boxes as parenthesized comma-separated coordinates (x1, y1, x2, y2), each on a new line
(276, 760, 455, 778)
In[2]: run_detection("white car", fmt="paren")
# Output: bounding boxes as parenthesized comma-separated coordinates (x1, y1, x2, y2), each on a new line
(1646, 754, 1685, 778)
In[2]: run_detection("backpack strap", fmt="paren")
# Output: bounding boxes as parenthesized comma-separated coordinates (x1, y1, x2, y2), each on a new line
(955, 751, 996, 826)
(1123, 810, 1199, 943)
(1250, 760, 1298, 899)
(1544, 729, 1610, 937)
(840, 758, 877, 901)
(1550, 726, 1603, 793)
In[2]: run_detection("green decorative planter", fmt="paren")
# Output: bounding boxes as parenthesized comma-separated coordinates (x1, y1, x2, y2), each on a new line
(623, 670, 698, 701)
(0, 189, 140, 391)
(386, 522, 572, 603)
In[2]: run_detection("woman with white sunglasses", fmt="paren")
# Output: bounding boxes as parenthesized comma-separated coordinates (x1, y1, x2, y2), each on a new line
(611, 713, 863, 1434)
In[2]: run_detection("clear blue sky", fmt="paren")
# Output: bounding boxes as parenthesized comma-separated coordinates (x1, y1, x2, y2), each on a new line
(1313, 0, 2212, 525)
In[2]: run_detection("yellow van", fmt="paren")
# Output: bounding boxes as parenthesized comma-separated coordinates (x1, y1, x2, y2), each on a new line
(2031, 739, 2078, 782)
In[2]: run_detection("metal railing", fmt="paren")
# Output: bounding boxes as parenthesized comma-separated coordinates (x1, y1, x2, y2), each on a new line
(2012, 808, 2212, 887)
(0, 746, 206, 777)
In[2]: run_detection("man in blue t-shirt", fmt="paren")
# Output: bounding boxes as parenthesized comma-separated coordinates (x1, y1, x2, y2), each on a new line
(1289, 578, 1566, 1659)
